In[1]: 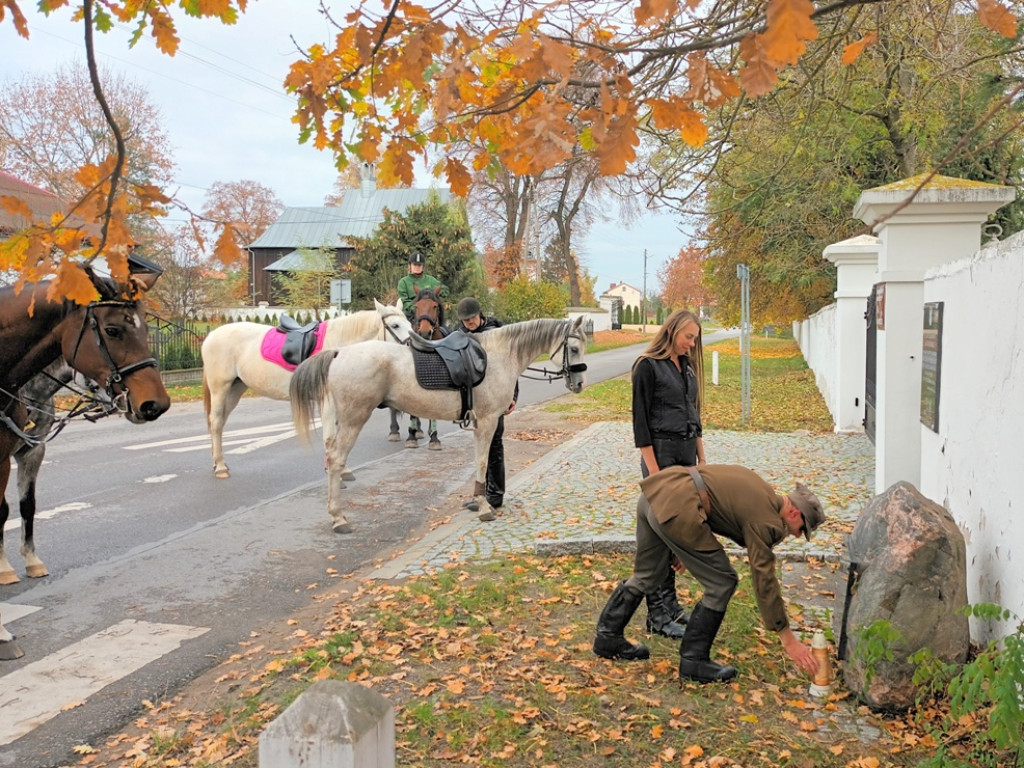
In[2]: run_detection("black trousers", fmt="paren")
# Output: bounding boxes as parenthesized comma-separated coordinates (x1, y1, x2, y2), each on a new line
(485, 415, 506, 506)
(640, 436, 698, 478)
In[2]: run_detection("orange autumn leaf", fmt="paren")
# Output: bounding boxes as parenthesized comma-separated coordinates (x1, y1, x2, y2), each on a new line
(762, 0, 818, 66)
(0, 194, 34, 220)
(50, 259, 99, 306)
(594, 112, 639, 175)
(977, 0, 1019, 37)
(444, 157, 473, 197)
(739, 35, 779, 98)
(634, 0, 679, 26)
(841, 31, 878, 66)
(213, 223, 244, 267)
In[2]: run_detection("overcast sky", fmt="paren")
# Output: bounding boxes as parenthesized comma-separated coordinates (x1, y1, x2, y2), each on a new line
(0, 1, 685, 297)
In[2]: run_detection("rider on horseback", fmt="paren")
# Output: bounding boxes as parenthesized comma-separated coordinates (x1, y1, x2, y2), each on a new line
(398, 252, 448, 320)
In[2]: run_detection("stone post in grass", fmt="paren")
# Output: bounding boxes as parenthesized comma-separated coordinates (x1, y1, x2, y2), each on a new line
(259, 680, 395, 768)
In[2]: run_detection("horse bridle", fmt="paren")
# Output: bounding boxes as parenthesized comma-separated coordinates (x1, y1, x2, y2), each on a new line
(66, 299, 158, 413)
(523, 324, 589, 389)
(380, 312, 411, 345)
(414, 296, 441, 338)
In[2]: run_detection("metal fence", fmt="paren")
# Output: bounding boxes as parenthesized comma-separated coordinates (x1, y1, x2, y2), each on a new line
(148, 317, 209, 372)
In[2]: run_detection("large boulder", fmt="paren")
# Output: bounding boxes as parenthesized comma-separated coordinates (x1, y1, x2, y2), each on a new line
(836, 481, 970, 711)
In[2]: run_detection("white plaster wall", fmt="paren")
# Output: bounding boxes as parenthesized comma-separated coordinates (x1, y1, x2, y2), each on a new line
(794, 304, 838, 424)
(568, 307, 611, 332)
(920, 231, 1024, 639)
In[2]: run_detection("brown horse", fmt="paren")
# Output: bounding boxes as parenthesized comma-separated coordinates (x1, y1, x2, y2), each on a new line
(389, 288, 446, 450)
(0, 264, 170, 659)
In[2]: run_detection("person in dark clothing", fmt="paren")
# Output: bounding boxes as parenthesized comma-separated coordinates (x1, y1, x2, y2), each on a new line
(455, 297, 518, 521)
(629, 309, 706, 640)
(593, 464, 825, 683)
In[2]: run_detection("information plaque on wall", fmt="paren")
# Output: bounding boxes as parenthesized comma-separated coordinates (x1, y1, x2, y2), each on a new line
(920, 301, 944, 432)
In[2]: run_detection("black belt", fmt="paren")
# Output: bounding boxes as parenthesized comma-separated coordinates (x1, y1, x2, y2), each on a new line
(685, 466, 710, 512)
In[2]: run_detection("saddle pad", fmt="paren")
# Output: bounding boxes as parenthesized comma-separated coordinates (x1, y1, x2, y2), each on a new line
(259, 322, 327, 371)
(412, 349, 456, 390)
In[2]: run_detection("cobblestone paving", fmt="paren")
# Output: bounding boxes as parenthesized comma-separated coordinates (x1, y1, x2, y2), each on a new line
(389, 423, 874, 578)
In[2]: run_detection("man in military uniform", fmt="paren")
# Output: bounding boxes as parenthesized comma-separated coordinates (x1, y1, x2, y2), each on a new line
(593, 464, 825, 683)
(397, 251, 447, 319)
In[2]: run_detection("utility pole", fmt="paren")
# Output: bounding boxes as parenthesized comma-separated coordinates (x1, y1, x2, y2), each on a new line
(641, 249, 648, 333)
(736, 263, 751, 424)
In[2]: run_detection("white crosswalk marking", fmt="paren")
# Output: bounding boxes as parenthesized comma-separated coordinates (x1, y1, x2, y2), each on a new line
(2, 502, 92, 532)
(122, 420, 319, 455)
(0, 619, 208, 745)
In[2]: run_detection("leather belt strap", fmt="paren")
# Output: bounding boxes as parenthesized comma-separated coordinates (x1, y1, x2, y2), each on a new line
(685, 466, 710, 512)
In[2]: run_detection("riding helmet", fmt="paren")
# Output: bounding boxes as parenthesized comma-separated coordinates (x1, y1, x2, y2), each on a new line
(408, 251, 425, 266)
(457, 297, 482, 321)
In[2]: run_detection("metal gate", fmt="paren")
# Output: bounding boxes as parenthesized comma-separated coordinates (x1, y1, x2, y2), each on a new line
(864, 285, 877, 443)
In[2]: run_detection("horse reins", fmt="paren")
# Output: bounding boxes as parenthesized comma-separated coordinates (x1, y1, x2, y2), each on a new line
(0, 374, 120, 447)
(522, 324, 589, 389)
(67, 299, 158, 412)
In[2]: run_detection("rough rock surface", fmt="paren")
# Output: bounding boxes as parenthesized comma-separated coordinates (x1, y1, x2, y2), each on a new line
(837, 481, 970, 711)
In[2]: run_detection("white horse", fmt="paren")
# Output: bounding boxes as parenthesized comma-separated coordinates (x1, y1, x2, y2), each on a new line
(290, 316, 588, 533)
(201, 299, 412, 478)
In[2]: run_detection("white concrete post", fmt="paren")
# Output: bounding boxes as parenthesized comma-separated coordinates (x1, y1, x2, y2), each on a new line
(853, 174, 1014, 493)
(711, 350, 719, 385)
(259, 680, 395, 768)
(822, 235, 879, 433)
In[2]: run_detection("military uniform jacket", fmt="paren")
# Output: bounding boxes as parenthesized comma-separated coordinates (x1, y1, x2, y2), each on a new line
(640, 464, 791, 632)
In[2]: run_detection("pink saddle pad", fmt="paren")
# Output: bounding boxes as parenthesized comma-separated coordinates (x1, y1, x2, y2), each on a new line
(259, 322, 327, 371)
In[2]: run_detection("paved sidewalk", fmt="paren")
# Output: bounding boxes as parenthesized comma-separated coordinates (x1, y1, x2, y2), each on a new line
(371, 421, 874, 579)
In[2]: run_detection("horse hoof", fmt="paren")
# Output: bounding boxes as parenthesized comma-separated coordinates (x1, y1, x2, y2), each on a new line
(0, 571, 20, 586)
(25, 565, 48, 579)
(0, 640, 25, 661)
(215, 469, 230, 479)
(341, 471, 356, 481)
(387, 433, 401, 442)
(415, 430, 425, 439)
(332, 521, 353, 534)
(428, 440, 442, 451)
(405, 439, 419, 448)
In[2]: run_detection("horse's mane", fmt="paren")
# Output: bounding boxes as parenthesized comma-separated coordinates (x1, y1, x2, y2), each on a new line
(479, 318, 574, 356)
(414, 288, 444, 328)
(327, 307, 394, 343)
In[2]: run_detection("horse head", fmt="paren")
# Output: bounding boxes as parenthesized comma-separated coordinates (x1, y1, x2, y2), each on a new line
(412, 289, 444, 339)
(552, 315, 588, 394)
(59, 264, 170, 424)
(374, 298, 413, 344)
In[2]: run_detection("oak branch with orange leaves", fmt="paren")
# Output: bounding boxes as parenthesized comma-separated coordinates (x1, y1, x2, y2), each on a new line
(0, 0, 1019, 300)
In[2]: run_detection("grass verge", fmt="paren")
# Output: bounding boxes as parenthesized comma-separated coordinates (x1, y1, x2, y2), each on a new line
(84, 553, 943, 768)
(546, 335, 834, 434)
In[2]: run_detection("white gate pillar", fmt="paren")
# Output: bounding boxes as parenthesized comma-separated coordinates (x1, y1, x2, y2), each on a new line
(822, 235, 879, 433)
(853, 174, 1014, 493)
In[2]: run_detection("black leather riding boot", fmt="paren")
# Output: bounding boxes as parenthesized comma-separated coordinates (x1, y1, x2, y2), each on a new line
(645, 570, 688, 638)
(678, 601, 738, 683)
(593, 582, 650, 661)
(485, 415, 505, 508)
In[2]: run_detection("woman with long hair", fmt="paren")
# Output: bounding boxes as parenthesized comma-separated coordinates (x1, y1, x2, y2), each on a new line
(594, 308, 705, 660)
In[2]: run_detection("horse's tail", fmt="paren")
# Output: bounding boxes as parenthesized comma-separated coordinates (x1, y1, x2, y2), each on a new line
(290, 349, 338, 445)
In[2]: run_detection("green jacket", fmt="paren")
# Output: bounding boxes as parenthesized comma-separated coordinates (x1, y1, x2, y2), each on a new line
(397, 273, 447, 318)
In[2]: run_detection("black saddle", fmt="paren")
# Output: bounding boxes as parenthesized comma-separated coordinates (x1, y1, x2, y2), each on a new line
(275, 316, 321, 366)
(408, 330, 487, 427)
